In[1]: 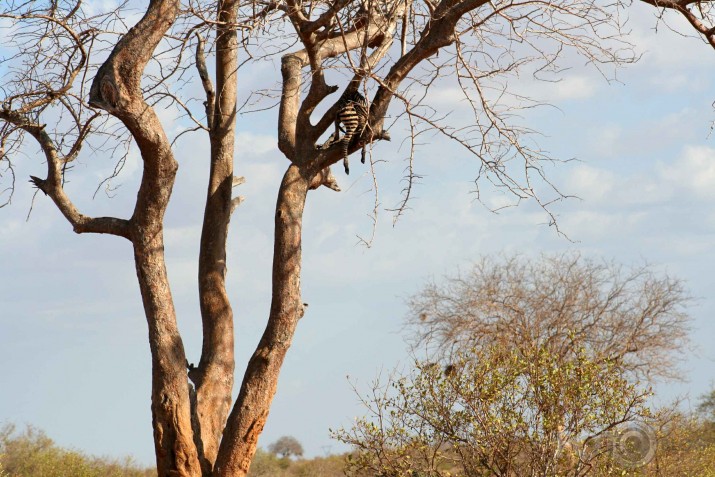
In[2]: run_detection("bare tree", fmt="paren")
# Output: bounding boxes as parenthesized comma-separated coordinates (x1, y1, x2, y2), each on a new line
(0, 2, 690, 477)
(406, 253, 692, 382)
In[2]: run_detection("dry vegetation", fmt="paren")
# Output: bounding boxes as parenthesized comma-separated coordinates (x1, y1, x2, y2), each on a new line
(0, 425, 154, 477)
(2, 407, 714, 477)
(0, 425, 349, 477)
(246, 449, 346, 476)
(334, 254, 714, 477)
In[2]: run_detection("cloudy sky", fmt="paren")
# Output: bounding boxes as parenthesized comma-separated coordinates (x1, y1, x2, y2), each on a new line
(1, 0, 715, 466)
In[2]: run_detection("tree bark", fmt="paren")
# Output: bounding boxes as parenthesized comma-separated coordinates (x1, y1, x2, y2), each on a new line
(214, 164, 310, 477)
(192, 1, 240, 473)
(87, 1, 203, 475)
(134, 234, 201, 477)
(129, 126, 200, 476)
(126, 109, 201, 477)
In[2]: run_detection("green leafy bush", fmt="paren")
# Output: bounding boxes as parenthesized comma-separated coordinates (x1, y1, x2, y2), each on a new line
(335, 346, 652, 476)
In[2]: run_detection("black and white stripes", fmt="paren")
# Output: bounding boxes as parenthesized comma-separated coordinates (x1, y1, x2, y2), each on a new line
(334, 90, 369, 175)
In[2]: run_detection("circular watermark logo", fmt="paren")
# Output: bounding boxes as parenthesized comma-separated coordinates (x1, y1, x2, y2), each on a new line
(570, 420, 658, 469)
(609, 421, 657, 469)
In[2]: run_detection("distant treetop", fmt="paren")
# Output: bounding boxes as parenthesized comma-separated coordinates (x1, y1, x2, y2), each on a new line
(267, 436, 304, 459)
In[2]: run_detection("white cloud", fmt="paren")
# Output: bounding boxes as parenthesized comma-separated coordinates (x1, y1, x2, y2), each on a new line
(152, 101, 179, 132)
(237, 132, 278, 155)
(165, 224, 201, 250)
(240, 161, 284, 196)
(649, 73, 708, 93)
(660, 145, 715, 199)
(552, 143, 715, 234)
(549, 76, 599, 101)
(428, 87, 466, 107)
(0, 219, 22, 239)
(560, 210, 640, 239)
(588, 125, 623, 158)
(485, 193, 521, 211)
(568, 165, 616, 201)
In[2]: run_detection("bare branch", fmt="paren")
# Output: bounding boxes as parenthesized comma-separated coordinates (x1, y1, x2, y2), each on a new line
(0, 107, 130, 238)
(195, 32, 216, 130)
(406, 254, 692, 382)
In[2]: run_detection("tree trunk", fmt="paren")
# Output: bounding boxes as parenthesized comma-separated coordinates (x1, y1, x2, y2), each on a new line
(192, 1, 240, 474)
(85, 2, 205, 474)
(213, 164, 310, 477)
(134, 234, 201, 477)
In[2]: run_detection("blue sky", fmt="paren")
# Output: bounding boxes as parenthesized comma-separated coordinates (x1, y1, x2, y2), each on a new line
(1, 1, 715, 466)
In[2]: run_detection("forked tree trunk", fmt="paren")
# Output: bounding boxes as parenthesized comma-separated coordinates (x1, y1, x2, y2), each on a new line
(53, 0, 397, 473)
(85, 0, 314, 473)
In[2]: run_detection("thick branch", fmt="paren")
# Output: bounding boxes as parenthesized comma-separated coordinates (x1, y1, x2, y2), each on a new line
(278, 55, 302, 159)
(0, 108, 130, 238)
(371, 0, 490, 125)
(302, 0, 353, 33)
(286, 0, 375, 134)
(215, 165, 310, 477)
(639, 0, 715, 49)
(313, 31, 397, 140)
(313, 22, 388, 64)
(285, 0, 311, 28)
(89, 0, 179, 114)
(293, 7, 404, 149)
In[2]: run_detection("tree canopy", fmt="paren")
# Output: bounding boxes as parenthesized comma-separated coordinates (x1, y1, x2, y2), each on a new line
(406, 253, 692, 381)
(267, 436, 304, 459)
